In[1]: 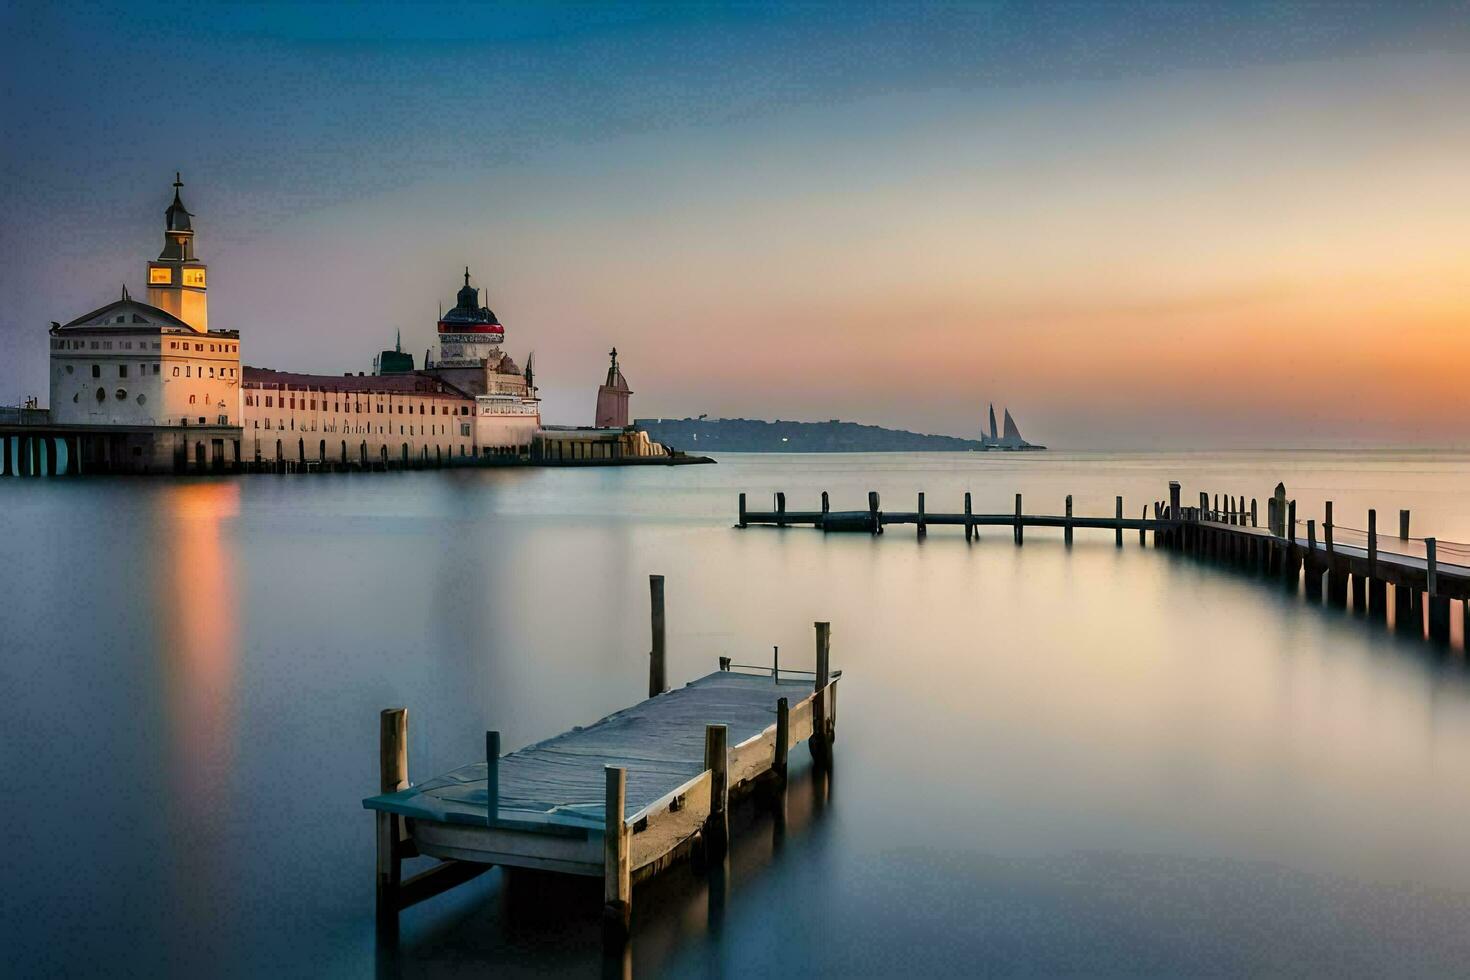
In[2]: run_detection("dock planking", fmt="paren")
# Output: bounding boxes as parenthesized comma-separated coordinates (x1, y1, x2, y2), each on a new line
(364, 622, 839, 940)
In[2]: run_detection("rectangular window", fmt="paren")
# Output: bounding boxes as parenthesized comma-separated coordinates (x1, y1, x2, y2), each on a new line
(91, 364, 100, 378)
(119, 365, 128, 378)
(103, 341, 112, 350)
(153, 364, 160, 374)
(266, 396, 273, 408)
(195, 344, 203, 352)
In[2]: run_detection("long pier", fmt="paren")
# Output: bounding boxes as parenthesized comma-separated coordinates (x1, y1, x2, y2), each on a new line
(363, 578, 838, 942)
(738, 483, 1470, 643)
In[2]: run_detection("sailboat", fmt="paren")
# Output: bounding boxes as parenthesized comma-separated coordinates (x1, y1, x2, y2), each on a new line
(979, 403, 1045, 451)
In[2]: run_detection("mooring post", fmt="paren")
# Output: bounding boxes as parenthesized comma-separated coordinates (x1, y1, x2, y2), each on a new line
(1325, 501, 1334, 553)
(1273, 483, 1287, 536)
(964, 491, 974, 542)
(772, 645, 779, 679)
(1400, 509, 1410, 541)
(486, 730, 500, 825)
(1064, 495, 1073, 547)
(377, 707, 408, 932)
(868, 491, 881, 534)
(1305, 521, 1322, 600)
(738, 492, 747, 528)
(1427, 537, 1438, 596)
(1168, 482, 1181, 547)
(775, 696, 790, 783)
(917, 491, 927, 539)
(603, 765, 631, 940)
(1139, 506, 1147, 547)
(1014, 493, 1023, 546)
(719, 655, 731, 671)
(811, 621, 832, 768)
(649, 574, 666, 698)
(1251, 498, 1258, 527)
(1115, 496, 1123, 548)
(775, 492, 786, 528)
(1367, 509, 1386, 618)
(704, 724, 729, 859)
(821, 490, 830, 515)
(1288, 499, 1297, 543)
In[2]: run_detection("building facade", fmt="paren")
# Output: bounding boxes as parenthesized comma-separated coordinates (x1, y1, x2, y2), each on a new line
(46, 176, 242, 472)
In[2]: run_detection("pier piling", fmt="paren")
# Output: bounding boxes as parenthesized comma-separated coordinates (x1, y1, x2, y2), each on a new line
(1116, 496, 1123, 547)
(1065, 495, 1073, 547)
(811, 622, 832, 769)
(649, 574, 667, 698)
(965, 492, 974, 542)
(704, 725, 730, 859)
(738, 492, 747, 528)
(603, 766, 631, 939)
(486, 731, 501, 824)
(918, 492, 927, 539)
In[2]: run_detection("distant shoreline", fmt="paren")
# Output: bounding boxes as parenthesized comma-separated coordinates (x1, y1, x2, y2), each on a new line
(636, 416, 1043, 453)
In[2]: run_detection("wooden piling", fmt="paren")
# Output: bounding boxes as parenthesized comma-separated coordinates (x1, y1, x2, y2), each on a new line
(704, 724, 729, 858)
(1251, 498, 1258, 527)
(603, 765, 631, 938)
(1394, 583, 1414, 629)
(738, 492, 747, 528)
(811, 622, 832, 768)
(776, 492, 787, 528)
(1400, 509, 1411, 541)
(917, 492, 927, 539)
(1427, 537, 1438, 596)
(775, 697, 789, 781)
(1065, 494, 1073, 546)
(1305, 521, 1321, 600)
(1014, 493, 1023, 545)
(868, 491, 881, 534)
(964, 492, 973, 542)
(1367, 509, 1386, 617)
(1115, 496, 1123, 548)
(376, 707, 408, 931)
(1140, 506, 1147, 546)
(649, 574, 666, 698)
(486, 730, 500, 825)
(821, 491, 829, 515)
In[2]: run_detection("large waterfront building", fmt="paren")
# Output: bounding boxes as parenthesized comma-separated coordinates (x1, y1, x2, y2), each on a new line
(15, 176, 690, 477)
(47, 176, 242, 470)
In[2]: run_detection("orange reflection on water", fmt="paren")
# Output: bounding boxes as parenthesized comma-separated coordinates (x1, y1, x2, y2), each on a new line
(154, 481, 241, 822)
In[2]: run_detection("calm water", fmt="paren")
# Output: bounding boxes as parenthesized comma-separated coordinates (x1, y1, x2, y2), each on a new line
(6, 451, 1470, 977)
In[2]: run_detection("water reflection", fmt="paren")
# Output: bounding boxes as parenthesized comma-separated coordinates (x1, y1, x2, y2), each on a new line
(155, 481, 240, 820)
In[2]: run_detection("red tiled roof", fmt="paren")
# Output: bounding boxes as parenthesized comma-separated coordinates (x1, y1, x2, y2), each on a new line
(242, 367, 472, 398)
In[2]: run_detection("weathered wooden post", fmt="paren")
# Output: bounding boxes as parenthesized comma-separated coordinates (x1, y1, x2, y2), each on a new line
(1324, 501, 1346, 606)
(704, 724, 729, 858)
(775, 492, 786, 528)
(774, 697, 790, 783)
(649, 574, 666, 698)
(486, 730, 500, 825)
(1115, 496, 1123, 548)
(377, 707, 408, 931)
(1064, 494, 1073, 547)
(1305, 521, 1322, 601)
(738, 492, 747, 528)
(964, 491, 973, 542)
(811, 621, 832, 768)
(1273, 482, 1287, 536)
(772, 645, 779, 678)
(917, 491, 927, 539)
(1427, 538, 1451, 643)
(1400, 509, 1411, 541)
(1169, 482, 1181, 548)
(1367, 509, 1386, 618)
(868, 491, 881, 534)
(1139, 506, 1147, 547)
(821, 490, 829, 515)
(1288, 499, 1297, 543)
(603, 765, 631, 939)
(719, 655, 731, 671)
(1251, 498, 1258, 527)
(1014, 493, 1023, 546)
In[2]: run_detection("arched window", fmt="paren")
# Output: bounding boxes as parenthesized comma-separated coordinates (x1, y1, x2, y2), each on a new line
(172, 367, 180, 377)
(189, 395, 196, 404)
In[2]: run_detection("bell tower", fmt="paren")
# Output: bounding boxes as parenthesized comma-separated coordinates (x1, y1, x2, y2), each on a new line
(146, 173, 208, 332)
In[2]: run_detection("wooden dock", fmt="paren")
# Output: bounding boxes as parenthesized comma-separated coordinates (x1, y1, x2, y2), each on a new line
(363, 606, 838, 941)
(738, 483, 1470, 644)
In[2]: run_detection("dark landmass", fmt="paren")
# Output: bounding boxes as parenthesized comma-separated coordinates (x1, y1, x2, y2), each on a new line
(634, 417, 993, 452)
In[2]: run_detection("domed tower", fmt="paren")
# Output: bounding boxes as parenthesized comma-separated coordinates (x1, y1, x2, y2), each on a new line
(145, 173, 208, 332)
(434, 267, 504, 367)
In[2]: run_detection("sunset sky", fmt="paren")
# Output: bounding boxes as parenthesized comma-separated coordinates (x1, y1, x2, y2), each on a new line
(2, 2, 1467, 447)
